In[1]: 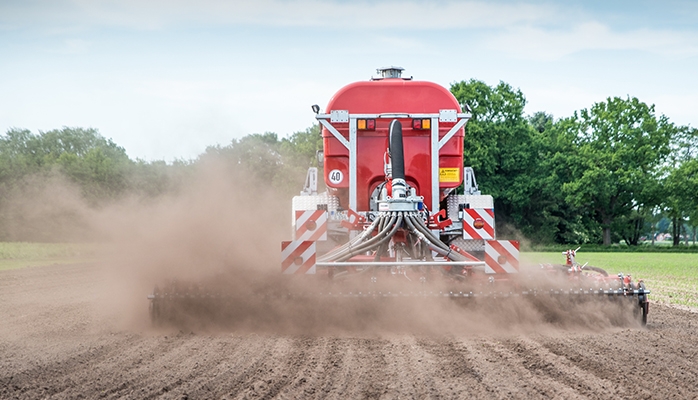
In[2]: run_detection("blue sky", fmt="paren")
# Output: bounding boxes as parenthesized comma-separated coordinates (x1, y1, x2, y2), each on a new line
(1, 0, 697, 161)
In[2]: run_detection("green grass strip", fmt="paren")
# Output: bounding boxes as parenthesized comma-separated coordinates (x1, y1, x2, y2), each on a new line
(0, 242, 98, 271)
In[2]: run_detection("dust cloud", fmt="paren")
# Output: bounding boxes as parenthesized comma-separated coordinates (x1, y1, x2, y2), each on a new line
(0, 171, 96, 242)
(1, 160, 642, 337)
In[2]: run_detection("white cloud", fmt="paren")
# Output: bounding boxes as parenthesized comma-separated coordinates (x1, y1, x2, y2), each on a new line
(2, 0, 697, 160)
(2, 0, 556, 31)
(487, 21, 698, 60)
(6, 1, 696, 59)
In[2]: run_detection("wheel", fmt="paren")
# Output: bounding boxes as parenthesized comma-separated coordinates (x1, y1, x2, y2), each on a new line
(149, 285, 162, 325)
(638, 281, 649, 326)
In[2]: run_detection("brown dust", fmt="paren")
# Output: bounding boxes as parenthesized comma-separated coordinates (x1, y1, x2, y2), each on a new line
(1, 159, 642, 336)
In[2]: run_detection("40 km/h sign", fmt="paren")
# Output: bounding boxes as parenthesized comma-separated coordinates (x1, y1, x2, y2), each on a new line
(329, 169, 343, 184)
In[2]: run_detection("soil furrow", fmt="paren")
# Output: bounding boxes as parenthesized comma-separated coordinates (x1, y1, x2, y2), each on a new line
(2, 263, 698, 399)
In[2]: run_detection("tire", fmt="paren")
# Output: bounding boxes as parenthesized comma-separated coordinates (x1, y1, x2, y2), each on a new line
(638, 281, 649, 326)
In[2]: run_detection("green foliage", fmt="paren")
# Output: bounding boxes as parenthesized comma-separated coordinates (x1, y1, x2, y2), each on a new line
(450, 81, 689, 246)
(665, 158, 698, 244)
(546, 97, 677, 245)
(0, 127, 132, 204)
(0, 127, 196, 240)
(524, 97, 677, 245)
(280, 124, 323, 166)
(451, 80, 552, 240)
(200, 125, 322, 197)
(450, 80, 530, 179)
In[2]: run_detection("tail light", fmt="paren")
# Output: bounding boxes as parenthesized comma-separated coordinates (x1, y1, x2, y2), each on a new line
(412, 118, 431, 130)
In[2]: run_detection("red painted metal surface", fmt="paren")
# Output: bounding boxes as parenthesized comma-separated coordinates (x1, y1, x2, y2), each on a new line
(322, 78, 464, 211)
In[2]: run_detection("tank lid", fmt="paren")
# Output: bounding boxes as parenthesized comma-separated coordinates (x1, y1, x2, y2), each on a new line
(374, 66, 406, 80)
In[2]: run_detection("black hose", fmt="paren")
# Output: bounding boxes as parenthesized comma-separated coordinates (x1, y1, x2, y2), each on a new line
(389, 120, 405, 183)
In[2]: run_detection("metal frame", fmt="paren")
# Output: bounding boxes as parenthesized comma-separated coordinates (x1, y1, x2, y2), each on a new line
(316, 111, 471, 215)
(316, 261, 485, 267)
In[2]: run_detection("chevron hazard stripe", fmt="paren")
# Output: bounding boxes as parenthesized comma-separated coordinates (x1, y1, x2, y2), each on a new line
(484, 240, 520, 274)
(281, 241, 316, 274)
(294, 210, 328, 241)
(462, 209, 495, 240)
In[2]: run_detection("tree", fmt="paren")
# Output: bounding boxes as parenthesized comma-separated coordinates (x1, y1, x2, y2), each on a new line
(201, 126, 323, 198)
(663, 126, 698, 245)
(0, 127, 132, 203)
(665, 158, 698, 246)
(450, 80, 552, 240)
(558, 97, 676, 245)
(280, 124, 322, 165)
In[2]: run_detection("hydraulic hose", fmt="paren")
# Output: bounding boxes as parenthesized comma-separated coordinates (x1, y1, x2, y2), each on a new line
(336, 213, 403, 262)
(407, 213, 449, 252)
(319, 212, 396, 262)
(405, 214, 465, 261)
(389, 120, 405, 182)
(318, 215, 382, 262)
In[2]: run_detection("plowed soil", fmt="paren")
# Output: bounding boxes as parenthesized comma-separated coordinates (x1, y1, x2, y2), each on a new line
(2, 263, 697, 400)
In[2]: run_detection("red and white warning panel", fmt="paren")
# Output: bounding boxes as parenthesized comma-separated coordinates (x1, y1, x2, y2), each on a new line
(484, 240, 520, 274)
(294, 210, 328, 241)
(281, 240, 316, 274)
(462, 208, 495, 240)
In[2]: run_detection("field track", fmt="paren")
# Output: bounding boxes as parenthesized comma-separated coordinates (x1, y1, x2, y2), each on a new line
(1, 263, 697, 399)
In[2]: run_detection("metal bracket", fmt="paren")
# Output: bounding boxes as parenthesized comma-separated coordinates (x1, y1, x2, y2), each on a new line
(438, 117, 469, 149)
(439, 109, 458, 122)
(330, 110, 349, 123)
(318, 119, 349, 149)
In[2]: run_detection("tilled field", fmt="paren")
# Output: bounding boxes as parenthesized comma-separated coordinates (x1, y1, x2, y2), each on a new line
(1, 263, 697, 399)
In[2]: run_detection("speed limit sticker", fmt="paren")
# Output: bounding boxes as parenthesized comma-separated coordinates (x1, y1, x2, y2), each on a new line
(328, 169, 343, 184)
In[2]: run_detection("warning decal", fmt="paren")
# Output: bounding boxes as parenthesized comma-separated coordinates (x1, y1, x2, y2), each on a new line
(439, 168, 460, 183)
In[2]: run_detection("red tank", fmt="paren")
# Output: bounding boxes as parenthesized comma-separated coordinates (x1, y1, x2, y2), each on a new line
(322, 76, 464, 211)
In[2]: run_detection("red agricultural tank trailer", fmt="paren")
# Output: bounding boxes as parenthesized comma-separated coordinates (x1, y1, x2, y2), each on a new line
(147, 68, 650, 326)
(281, 67, 650, 324)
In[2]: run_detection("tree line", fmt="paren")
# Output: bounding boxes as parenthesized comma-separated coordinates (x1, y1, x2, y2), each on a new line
(1, 80, 696, 245)
(450, 80, 698, 246)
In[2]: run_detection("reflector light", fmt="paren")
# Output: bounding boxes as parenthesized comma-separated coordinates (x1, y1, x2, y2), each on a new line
(412, 118, 431, 130)
(305, 220, 317, 231)
(357, 119, 376, 130)
(473, 218, 485, 229)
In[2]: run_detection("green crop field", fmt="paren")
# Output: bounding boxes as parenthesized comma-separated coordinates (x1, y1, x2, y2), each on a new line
(523, 252, 698, 309)
(0, 242, 97, 271)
